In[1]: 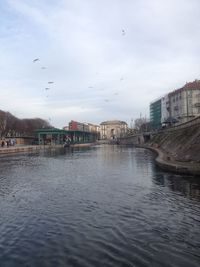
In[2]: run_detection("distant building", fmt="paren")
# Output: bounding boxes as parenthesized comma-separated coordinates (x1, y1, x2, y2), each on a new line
(150, 79, 200, 129)
(168, 80, 200, 123)
(63, 126, 69, 131)
(100, 120, 128, 140)
(66, 120, 100, 138)
(86, 123, 100, 139)
(150, 98, 162, 129)
(161, 94, 170, 123)
(68, 120, 89, 132)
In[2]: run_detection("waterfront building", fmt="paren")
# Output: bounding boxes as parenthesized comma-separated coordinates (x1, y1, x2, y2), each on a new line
(150, 98, 162, 129)
(35, 128, 99, 145)
(63, 126, 69, 131)
(150, 79, 200, 128)
(86, 123, 100, 139)
(168, 80, 200, 123)
(161, 94, 170, 123)
(100, 120, 128, 140)
(68, 120, 89, 132)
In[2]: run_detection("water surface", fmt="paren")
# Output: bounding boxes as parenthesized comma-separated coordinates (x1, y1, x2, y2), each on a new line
(0, 145, 199, 267)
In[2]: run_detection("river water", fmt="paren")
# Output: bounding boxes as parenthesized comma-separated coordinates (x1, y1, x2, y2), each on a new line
(0, 145, 199, 267)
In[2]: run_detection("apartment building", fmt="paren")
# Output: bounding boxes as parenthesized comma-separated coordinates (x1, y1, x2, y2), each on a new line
(168, 80, 200, 123)
(150, 80, 200, 129)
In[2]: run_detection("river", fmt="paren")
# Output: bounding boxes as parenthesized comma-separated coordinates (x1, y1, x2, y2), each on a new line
(0, 145, 199, 267)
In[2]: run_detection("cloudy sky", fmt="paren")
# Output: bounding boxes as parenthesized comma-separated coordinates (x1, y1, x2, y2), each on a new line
(0, 0, 200, 128)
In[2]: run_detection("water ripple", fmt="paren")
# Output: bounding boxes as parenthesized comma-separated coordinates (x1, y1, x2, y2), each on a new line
(0, 146, 199, 267)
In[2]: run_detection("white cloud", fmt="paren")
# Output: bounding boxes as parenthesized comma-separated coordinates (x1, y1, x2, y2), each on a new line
(0, 0, 200, 127)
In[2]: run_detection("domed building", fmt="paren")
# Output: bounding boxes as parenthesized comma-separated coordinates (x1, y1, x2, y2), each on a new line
(100, 120, 128, 140)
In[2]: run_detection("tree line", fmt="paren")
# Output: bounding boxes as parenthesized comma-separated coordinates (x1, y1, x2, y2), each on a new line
(0, 110, 51, 137)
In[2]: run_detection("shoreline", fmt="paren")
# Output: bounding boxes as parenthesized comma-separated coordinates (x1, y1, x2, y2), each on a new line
(1, 142, 199, 176)
(145, 145, 200, 176)
(0, 143, 96, 155)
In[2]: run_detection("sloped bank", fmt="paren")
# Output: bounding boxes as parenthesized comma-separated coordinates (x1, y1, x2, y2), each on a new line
(120, 117, 200, 176)
(147, 145, 200, 176)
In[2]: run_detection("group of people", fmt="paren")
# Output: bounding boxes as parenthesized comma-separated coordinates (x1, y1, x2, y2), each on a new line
(0, 139, 16, 148)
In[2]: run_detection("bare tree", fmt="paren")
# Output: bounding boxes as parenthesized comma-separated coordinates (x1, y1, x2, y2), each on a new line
(0, 110, 7, 137)
(134, 117, 147, 131)
(0, 110, 52, 137)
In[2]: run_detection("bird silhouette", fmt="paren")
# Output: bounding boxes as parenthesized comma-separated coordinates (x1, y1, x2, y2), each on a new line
(41, 67, 46, 69)
(48, 81, 54, 84)
(45, 88, 50, 90)
(122, 29, 126, 36)
(33, 58, 39, 62)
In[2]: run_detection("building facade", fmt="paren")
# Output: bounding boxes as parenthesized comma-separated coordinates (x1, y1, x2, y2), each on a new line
(64, 121, 100, 139)
(68, 120, 89, 132)
(150, 98, 162, 129)
(100, 120, 128, 140)
(161, 94, 170, 123)
(168, 80, 200, 123)
(150, 80, 200, 129)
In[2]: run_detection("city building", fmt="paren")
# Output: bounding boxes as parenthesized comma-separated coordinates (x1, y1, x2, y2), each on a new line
(68, 120, 89, 132)
(64, 120, 100, 139)
(100, 120, 128, 140)
(168, 80, 200, 123)
(150, 98, 162, 129)
(150, 79, 200, 129)
(161, 94, 170, 123)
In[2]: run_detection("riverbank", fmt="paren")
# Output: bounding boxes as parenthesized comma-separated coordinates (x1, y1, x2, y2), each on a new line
(0, 143, 96, 155)
(145, 144, 200, 176)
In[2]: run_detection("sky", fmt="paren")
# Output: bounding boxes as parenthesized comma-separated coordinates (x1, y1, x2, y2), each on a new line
(0, 0, 200, 128)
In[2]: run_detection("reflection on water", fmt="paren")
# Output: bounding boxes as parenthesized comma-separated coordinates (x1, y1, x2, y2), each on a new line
(0, 145, 199, 267)
(153, 172, 200, 202)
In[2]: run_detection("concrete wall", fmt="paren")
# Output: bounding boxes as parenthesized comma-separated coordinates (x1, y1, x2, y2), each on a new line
(149, 116, 200, 162)
(119, 133, 145, 145)
(120, 116, 200, 163)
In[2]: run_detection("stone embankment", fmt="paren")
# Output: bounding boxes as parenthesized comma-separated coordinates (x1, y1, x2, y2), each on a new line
(0, 143, 95, 155)
(121, 117, 200, 176)
(0, 145, 44, 155)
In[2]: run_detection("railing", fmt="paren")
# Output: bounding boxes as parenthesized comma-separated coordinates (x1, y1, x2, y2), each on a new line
(159, 116, 200, 133)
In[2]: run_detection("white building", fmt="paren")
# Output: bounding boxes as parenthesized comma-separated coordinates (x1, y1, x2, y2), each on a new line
(100, 120, 128, 140)
(168, 80, 200, 123)
(161, 94, 170, 123)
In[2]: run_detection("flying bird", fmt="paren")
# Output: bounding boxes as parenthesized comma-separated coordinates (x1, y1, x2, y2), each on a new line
(48, 81, 54, 84)
(33, 58, 39, 62)
(122, 29, 126, 36)
(45, 88, 50, 90)
(41, 67, 46, 69)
